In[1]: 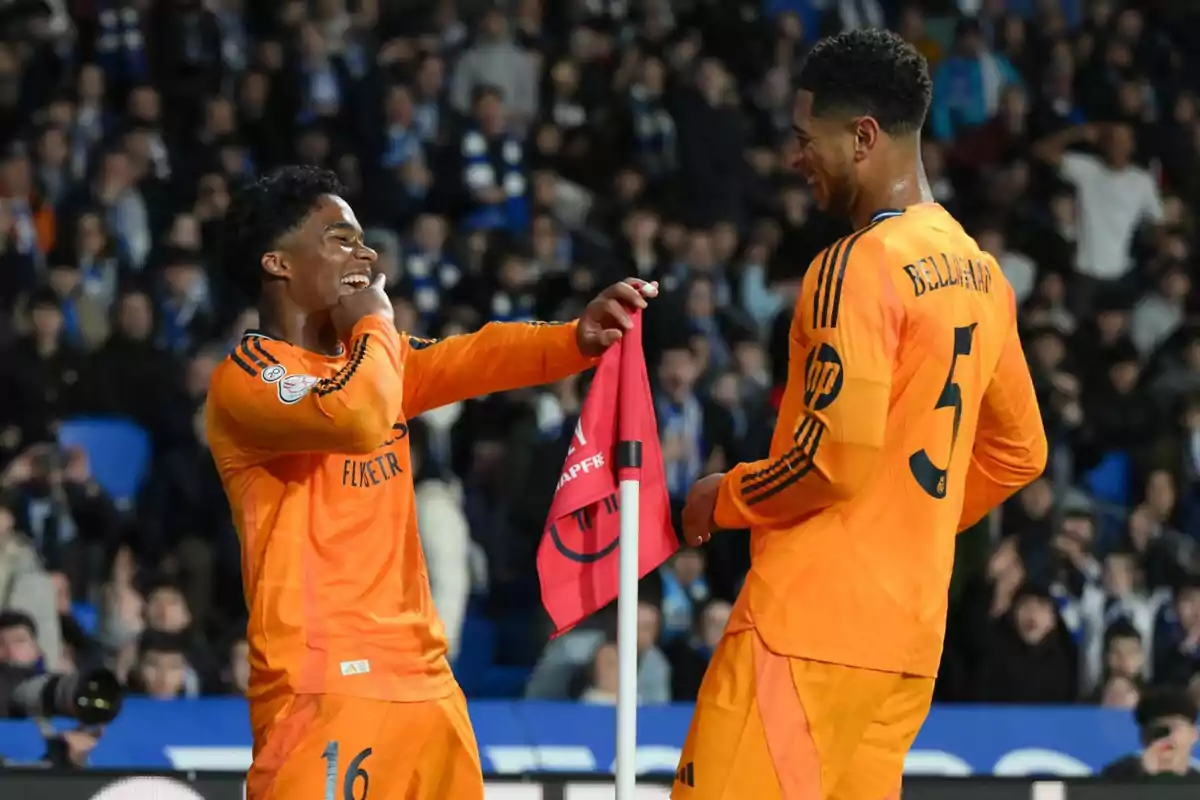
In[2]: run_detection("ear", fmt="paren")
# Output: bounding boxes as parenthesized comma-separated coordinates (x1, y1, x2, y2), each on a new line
(854, 116, 881, 160)
(261, 251, 288, 279)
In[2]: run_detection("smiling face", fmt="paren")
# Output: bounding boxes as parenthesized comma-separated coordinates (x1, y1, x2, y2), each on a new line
(790, 90, 875, 217)
(262, 194, 377, 312)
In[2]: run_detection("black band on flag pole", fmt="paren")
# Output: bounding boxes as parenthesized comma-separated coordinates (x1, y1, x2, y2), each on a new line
(616, 441, 643, 469)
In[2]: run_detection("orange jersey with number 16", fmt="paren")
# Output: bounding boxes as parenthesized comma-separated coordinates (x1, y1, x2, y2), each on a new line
(204, 316, 591, 753)
(714, 202, 1047, 678)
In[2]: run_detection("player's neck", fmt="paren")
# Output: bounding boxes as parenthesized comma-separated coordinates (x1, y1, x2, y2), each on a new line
(261, 305, 342, 357)
(851, 146, 932, 231)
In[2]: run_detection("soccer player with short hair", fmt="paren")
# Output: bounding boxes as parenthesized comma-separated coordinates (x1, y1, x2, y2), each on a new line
(205, 166, 654, 800)
(676, 30, 1048, 799)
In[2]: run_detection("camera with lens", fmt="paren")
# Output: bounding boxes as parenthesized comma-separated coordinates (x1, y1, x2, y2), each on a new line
(0, 664, 123, 724)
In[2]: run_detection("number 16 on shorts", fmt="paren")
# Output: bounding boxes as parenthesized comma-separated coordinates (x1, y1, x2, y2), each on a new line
(323, 742, 372, 799)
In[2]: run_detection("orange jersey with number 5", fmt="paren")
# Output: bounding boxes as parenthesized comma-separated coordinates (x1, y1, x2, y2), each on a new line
(714, 203, 1047, 678)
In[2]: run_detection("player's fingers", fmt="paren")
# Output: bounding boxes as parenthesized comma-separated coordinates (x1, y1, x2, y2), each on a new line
(599, 328, 623, 347)
(602, 297, 633, 330)
(681, 512, 704, 546)
(620, 278, 659, 300)
(608, 281, 648, 309)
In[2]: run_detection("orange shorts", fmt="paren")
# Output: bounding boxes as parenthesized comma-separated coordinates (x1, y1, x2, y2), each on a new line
(673, 630, 934, 800)
(246, 689, 483, 800)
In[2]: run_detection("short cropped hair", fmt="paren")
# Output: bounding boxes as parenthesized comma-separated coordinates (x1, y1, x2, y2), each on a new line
(223, 165, 346, 300)
(1102, 618, 1141, 649)
(0, 609, 37, 637)
(797, 28, 932, 136)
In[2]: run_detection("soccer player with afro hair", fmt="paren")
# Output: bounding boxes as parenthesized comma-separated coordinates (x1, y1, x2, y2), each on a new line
(206, 165, 656, 799)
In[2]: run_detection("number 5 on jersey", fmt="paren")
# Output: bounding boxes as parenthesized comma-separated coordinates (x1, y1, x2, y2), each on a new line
(910, 324, 976, 499)
(323, 742, 372, 800)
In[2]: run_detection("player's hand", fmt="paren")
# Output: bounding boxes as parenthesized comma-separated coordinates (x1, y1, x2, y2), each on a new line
(682, 473, 724, 547)
(576, 279, 659, 357)
(331, 273, 394, 339)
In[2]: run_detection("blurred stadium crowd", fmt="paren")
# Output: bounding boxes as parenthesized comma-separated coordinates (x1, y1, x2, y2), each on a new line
(1, 0, 1200, 722)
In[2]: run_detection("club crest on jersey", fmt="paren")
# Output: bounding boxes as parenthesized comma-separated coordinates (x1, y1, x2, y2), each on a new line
(277, 374, 320, 404)
(803, 343, 843, 411)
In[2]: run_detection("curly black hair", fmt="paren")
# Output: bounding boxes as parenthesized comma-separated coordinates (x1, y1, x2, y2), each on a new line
(797, 28, 932, 136)
(222, 165, 346, 301)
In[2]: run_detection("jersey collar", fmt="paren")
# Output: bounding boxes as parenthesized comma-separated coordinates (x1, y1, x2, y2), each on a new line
(870, 208, 906, 224)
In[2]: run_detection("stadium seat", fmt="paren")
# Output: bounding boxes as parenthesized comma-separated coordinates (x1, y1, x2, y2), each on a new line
(477, 665, 532, 698)
(71, 601, 98, 635)
(58, 417, 151, 510)
(494, 611, 544, 668)
(1082, 450, 1132, 509)
(454, 612, 496, 696)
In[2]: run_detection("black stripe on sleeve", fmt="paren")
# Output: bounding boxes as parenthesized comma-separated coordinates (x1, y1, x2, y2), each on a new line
(229, 350, 257, 376)
(814, 235, 849, 329)
(809, 243, 838, 327)
(739, 417, 825, 503)
(240, 340, 267, 369)
(743, 420, 826, 506)
(823, 228, 868, 328)
(738, 416, 818, 495)
(250, 338, 280, 364)
(313, 335, 370, 397)
(816, 218, 887, 329)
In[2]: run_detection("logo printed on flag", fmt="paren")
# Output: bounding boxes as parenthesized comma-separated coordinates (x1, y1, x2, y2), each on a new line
(554, 422, 606, 494)
(538, 310, 679, 635)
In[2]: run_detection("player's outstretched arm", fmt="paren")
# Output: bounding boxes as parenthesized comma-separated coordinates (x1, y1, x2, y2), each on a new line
(712, 237, 899, 532)
(208, 316, 405, 457)
(957, 319, 1048, 531)
(401, 280, 657, 418)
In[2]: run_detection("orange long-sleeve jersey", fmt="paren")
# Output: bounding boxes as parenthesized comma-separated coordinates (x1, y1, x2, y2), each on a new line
(715, 203, 1048, 678)
(205, 315, 591, 745)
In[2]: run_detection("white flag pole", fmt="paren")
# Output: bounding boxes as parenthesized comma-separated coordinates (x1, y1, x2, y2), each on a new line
(615, 440, 642, 800)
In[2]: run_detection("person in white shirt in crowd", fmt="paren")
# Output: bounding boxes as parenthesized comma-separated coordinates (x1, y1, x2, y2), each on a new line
(410, 419, 472, 663)
(1131, 262, 1190, 359)
(1078, 549, 1168, 694)
(1033, 121, 1163, 287)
